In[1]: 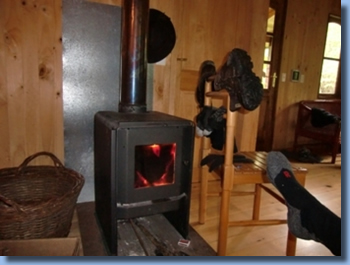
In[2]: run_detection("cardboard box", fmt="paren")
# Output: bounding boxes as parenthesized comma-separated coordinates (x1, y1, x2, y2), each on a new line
(0, 237, 81, 256)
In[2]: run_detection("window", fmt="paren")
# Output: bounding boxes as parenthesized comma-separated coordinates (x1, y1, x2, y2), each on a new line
(318, 15, 341, 98)
(262, 8, 275, 89)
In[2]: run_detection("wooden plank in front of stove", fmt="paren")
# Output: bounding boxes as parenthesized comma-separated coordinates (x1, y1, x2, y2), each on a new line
(117, 214, 216, 256)
(76, 202, 216, 256)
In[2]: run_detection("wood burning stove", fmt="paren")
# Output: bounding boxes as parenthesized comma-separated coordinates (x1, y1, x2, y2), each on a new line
(94, 111, 194, 255)
(93, 0, 194, 255)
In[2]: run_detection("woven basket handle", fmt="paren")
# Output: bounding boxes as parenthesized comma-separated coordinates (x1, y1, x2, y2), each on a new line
(0, 194, 23, 213)
(17, 151, 65, 174)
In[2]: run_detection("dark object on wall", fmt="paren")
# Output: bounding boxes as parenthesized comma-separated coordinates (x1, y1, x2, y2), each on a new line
(148, 8, 176, 64)
(0, 152, 84, 240)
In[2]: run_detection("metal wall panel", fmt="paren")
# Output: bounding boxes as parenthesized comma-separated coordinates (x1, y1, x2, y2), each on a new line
(62, 0, 121, 203)
(63, 0, 153, 202)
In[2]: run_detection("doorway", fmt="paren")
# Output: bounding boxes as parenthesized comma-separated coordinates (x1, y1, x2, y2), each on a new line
(256, 0, 287, 151)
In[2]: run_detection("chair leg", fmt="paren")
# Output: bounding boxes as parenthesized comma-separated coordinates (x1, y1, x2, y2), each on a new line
(331, 141, 339, 164)
(252, 184, 261, 220)
(199, 167, 208, 224)
(286, 230, 297, 256)
(217, 188, 231, 256)
(293, 135, 299, 153)
(331, 154, 336, 164)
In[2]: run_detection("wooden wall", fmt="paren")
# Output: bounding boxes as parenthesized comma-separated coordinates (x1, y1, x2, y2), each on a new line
(272, 0, 341, 150)
(168, 0, 268, 180)
(0, 0, 341, 169)
(0, 0, 63, 167)
(172, 0, 268, 149)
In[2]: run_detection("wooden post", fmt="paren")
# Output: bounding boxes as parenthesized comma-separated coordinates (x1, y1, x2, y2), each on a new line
(199, 81, 213, 224)
(217, 95, 236, 256)
(252, 184, 262, 220)
(286, 231, 297, 256)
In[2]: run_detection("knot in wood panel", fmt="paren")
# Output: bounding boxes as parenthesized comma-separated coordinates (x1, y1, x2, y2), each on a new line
(38, 63, 52, 81)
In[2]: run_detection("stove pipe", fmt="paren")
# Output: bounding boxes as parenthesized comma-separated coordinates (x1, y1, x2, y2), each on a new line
(119, 0, 149, 113)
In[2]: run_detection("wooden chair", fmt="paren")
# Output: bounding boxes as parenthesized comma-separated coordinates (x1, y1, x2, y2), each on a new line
(198, 80, 308, 256)
(293, 100, 341, 164)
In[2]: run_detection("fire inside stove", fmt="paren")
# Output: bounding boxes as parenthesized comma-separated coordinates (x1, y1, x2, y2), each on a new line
(135, 143, 176, 188)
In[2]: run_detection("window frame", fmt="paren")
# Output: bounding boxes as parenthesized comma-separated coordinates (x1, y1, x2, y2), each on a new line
(318, 15, 341, 99)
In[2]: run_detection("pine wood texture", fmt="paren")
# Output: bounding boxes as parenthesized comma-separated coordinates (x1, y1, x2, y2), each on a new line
(0, 0, 341, 175)
(272, 0, 341, 150)
(88, 0, 121, 6)
(174, 0, 269, 153)
(190, 154, 341, 256)
(154, 0, 269, 181)
(0, 0, 63, 167)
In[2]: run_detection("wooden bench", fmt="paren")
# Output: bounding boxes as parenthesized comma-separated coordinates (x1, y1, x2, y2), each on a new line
(293, 99, 341, 163)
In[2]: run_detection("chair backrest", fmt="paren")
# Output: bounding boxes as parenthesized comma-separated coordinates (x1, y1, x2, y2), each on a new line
(300, 99, 341, 117)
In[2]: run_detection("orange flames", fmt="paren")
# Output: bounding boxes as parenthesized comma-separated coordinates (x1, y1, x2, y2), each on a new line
(135, 171, 169, 187)
(134, 143, 176, 188)
(150, 144, 161, 157)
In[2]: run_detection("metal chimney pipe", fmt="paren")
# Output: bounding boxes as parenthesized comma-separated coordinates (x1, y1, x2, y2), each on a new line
(119, 0, 149, 113)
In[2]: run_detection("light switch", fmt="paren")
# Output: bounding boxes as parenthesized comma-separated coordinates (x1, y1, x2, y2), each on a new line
(281, 73, 286, 82)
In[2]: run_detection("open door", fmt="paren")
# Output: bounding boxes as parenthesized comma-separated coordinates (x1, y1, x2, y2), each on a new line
(256, 0, 287, 151)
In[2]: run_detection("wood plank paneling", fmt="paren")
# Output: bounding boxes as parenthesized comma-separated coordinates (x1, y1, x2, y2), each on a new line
(0, 0, 63, 167)
(272, 0, 341, 150)
(174, 0, 268, 171)
(165, 0, 269, 181)
(0, 0, 17, 166)
(238, 0, 269, 151)
(0, 0, 341, 174)
(90, 0, 182, 115)
(89, 0, 121, 5)
(150, 0, 181, 115)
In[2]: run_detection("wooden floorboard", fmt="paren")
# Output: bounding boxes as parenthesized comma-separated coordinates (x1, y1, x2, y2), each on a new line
(190, 154, 341, 256)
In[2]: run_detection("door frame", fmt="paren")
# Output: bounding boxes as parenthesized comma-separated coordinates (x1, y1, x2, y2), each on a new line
(256, 0, 287, 151)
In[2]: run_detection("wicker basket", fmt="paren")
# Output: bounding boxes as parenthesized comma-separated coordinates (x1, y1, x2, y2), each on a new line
(0, 152, 84, 240)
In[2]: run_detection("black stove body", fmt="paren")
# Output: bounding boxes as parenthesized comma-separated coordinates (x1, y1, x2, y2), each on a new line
(94, 111, 194, 255)
(93, 0, 195, 255)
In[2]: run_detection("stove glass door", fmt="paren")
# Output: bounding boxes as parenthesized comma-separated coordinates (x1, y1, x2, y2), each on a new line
(134, 143, 176, 188)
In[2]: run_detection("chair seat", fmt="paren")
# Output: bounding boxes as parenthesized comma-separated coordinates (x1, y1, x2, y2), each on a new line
(210, 151, 306, 185)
